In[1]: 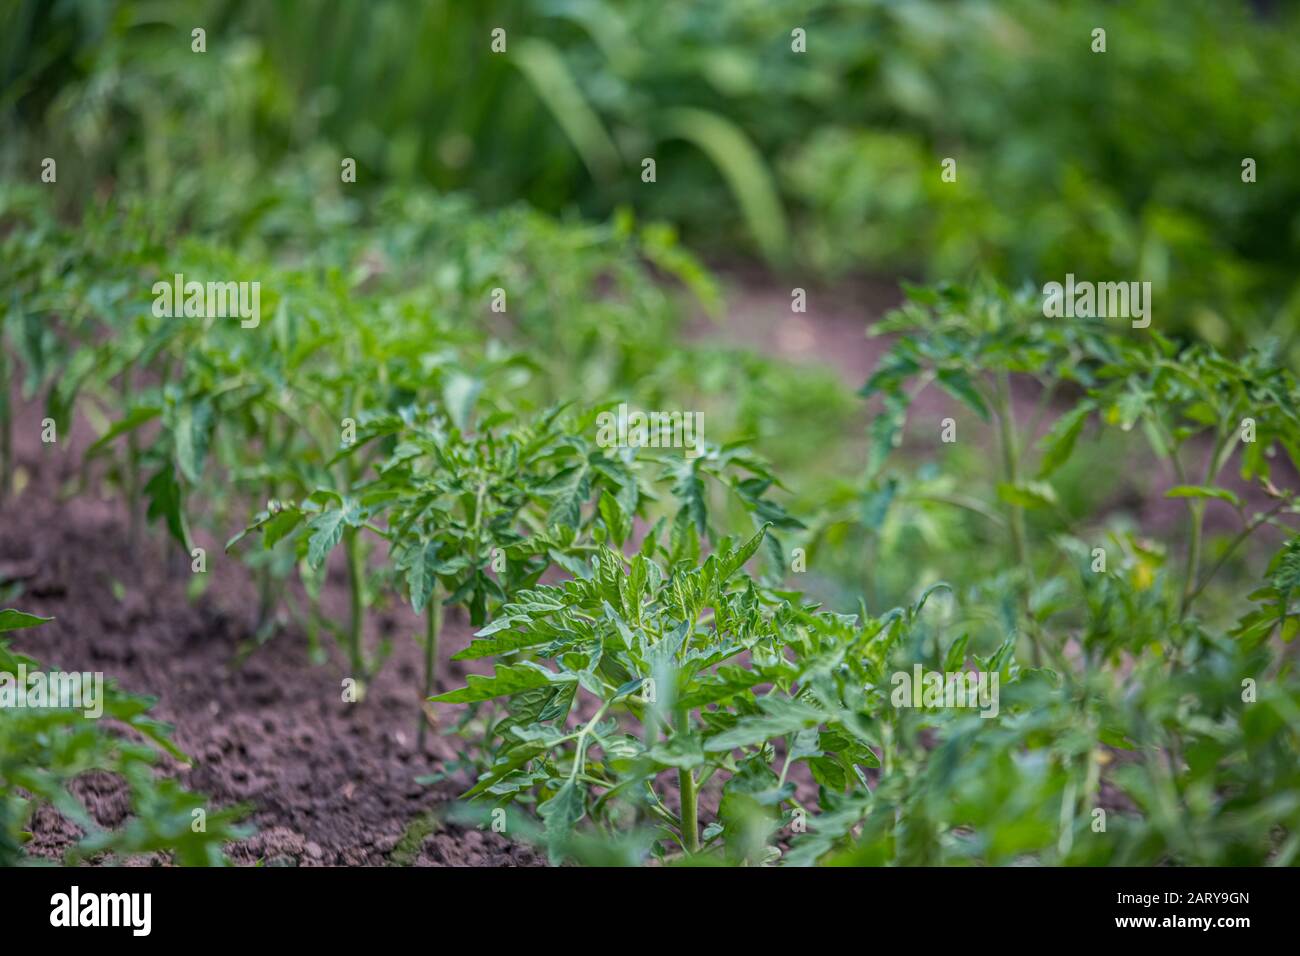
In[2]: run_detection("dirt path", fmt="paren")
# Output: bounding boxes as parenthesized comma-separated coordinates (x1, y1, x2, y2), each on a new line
(696, 265, 903, 385)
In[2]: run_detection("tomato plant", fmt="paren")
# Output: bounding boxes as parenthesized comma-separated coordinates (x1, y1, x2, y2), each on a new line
(0, 610, 249, 865)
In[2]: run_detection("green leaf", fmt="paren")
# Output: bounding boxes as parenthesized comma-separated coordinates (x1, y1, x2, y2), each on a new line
(306, 502, 360, 569)
(463, 743, 551, 799)
(867, 392, 908, 476)
(1165, 485, 1244, 509)
(454, 625, 552, 660)
(443, 372, 482, 432)
(430, 661, 575, 704)
(543, 464, 590, 529)
(1036, 403, 1092, 478)
(704, 696, 825, 752)
(719, 523, 769, 580)
(0, 609, 52, 632)
(400, 540, 441, 613)
(996, 481, 1059, 510)
(1268, 536, 1300, 629)
(598, 489, 631, 547)
(659, 107, 788, 262)
(512, 38, 621, 183)
(538, 779, 586, 856)
(648, 734, 705, 769)
(262, 509, 304, 549)
(87, 405, 162, 455)
(1109, 390, 1148, 432)
(672, 460, 708, 538)
(943, 634, 970, 672)
(173, 399, 214, 483)
(144, 466, 189, 549)
(935, 369, 990, 421)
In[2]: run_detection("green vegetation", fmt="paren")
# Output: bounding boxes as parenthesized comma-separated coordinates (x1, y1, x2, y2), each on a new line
(1, 0, 1296, 867)
(0, 611, 248, 865)
(6, 0, 1298, 345)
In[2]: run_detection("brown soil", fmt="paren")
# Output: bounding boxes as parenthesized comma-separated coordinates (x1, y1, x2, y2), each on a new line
(696, 265, 905, 386)
(2, 397, 543, 867)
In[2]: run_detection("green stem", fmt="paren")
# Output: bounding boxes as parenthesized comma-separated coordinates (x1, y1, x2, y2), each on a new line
(679, 766, 699, 854)
(677, 708, 699, 853)
(121, 365, 140, 548)
(255, 479, 276, 630)
(417, 592, 442, 749)
(1179, 430, 1232, 619)
(994, 372, 1040, 665)
(569, 701, 613, 784)
(1187, 499, 1291, 608)
(344, 528, 365, 679)
(995, 373, 1029, 570)
(1179, 502, 1205, 619)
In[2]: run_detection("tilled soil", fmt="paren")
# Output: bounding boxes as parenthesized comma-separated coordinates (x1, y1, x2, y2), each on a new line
(2, 411, 543, 867)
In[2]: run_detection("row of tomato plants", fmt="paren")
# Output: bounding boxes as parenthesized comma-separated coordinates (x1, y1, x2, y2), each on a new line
(3, 178, 1300, 864)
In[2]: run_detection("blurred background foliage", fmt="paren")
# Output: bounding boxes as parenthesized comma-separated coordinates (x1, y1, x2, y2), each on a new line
(3, 0, 1298, 621)
(3, 0, 1299, 351)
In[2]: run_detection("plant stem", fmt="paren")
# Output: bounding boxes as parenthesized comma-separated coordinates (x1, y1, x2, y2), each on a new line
(994, 372, 1040, 665)
(255, 479, 276, 631)
(995, 373, 1029, 570)
(417, 592, 442, 750)
(1024, 377, 1059, 446)
(677, 707, 699, 853)
(121, 365, 140, 548)
(1179, 502, 1205, 619)
(1179, 431, 1232, 619)
(1187, 499, 1290, 606)
(344, 528, 365, 680)
(679, 766, 699, 854)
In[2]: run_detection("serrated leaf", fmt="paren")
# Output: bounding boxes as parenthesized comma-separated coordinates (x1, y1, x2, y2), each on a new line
(598, 489, 630, 547)
(704, 696, 825, 752)
(430, 661, 575, 704)
(648, 734, 705, 769)
(306, 502, 360, 569)
(544, 464, 590, 529)
(719, 523, 769, 580)
(538, 779, 586, 856)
